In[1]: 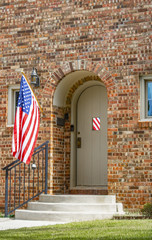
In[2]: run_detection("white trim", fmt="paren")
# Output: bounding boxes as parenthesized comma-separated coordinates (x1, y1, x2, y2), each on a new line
(7, 85, 20, 125)
(140, 75, 152, 120)
(138, 119, 152, 122)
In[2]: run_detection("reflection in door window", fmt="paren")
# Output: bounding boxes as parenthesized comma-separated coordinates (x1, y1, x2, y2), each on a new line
(148, 82, 152, 116)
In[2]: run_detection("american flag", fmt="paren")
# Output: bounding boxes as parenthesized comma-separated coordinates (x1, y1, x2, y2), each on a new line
(12, 75, 40, 164)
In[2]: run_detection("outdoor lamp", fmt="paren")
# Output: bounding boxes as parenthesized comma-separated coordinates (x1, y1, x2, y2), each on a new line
(31, 68, 40, 87)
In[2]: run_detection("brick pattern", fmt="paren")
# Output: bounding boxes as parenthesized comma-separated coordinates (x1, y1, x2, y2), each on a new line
(0, 0, 152, 211)
(66, 75, 101, 106)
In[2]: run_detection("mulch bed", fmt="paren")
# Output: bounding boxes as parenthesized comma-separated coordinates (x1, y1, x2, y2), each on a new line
(114, 215, 152, 220)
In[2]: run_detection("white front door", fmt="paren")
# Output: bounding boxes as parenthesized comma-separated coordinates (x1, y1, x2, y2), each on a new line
(77, 85, 107, 186)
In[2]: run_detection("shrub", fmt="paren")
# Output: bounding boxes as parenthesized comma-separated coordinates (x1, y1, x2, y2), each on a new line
(141, 203, 152, 217)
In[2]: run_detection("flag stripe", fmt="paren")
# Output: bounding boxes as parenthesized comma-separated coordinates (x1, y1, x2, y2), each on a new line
(18, 101, 35, 160)
(22, 101, 38, 163)
(12, 75, 40, 164)
(24, 105, 39, 164)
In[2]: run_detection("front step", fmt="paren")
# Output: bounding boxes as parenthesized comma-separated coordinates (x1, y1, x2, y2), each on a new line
(39, 194, 116, 204)
(15, 194, 124, 222)
(15, 210, 115, 222)
(28, 202, 118, 212)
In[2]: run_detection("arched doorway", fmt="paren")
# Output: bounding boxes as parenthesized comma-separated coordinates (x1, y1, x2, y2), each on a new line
(53, 70, 108, 192)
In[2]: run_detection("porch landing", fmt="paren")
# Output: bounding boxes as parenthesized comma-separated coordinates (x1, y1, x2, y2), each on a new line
(15, 194, 124, 222)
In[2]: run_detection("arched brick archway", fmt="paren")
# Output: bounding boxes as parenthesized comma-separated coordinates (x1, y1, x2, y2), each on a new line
(46, 60, 116, 92)
(44, 60, 117, 195)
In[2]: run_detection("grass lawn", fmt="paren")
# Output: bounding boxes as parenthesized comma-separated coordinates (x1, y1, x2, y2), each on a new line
(0, 219, 152, 240)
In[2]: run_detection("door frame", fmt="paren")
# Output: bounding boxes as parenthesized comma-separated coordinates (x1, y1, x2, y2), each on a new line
(70, 80, 107, 189)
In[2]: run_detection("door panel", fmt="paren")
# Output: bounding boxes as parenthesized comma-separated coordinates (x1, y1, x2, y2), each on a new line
(77, 85, 107, 186)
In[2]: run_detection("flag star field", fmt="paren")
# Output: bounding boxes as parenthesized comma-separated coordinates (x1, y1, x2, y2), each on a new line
(17, 76, 32, 115)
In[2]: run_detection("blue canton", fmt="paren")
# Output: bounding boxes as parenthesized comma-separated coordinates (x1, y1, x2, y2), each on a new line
(17, 76, 32, 115)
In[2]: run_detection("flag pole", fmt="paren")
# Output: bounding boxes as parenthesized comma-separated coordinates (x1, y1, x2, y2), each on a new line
(21, 72, 43, 113)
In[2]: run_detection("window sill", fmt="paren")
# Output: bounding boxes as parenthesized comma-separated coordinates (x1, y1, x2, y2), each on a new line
(7, 124, 14, 128)
(138, 119, 152, 128)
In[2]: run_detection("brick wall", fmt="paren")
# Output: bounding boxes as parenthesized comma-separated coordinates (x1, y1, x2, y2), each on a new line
(0, 0, 152, 211)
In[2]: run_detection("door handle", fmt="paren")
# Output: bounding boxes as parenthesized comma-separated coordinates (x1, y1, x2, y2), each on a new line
(77, 137, 81, 148)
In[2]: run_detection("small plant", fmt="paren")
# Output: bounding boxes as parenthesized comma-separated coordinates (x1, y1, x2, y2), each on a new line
(0, 212, 4, 218)
(9, 214, 15, 218)
(0, 212, 15, 218)
(141, 203, 152, 217)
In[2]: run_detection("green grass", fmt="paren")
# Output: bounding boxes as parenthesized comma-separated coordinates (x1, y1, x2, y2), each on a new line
(0, 219, 152, 240)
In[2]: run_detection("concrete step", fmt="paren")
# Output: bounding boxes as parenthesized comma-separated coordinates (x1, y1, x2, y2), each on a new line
(39, 194, 116, 204)
(28, 202, 118, 213)
(15, 195, 124, 222)
(15, 209, 115, 222)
